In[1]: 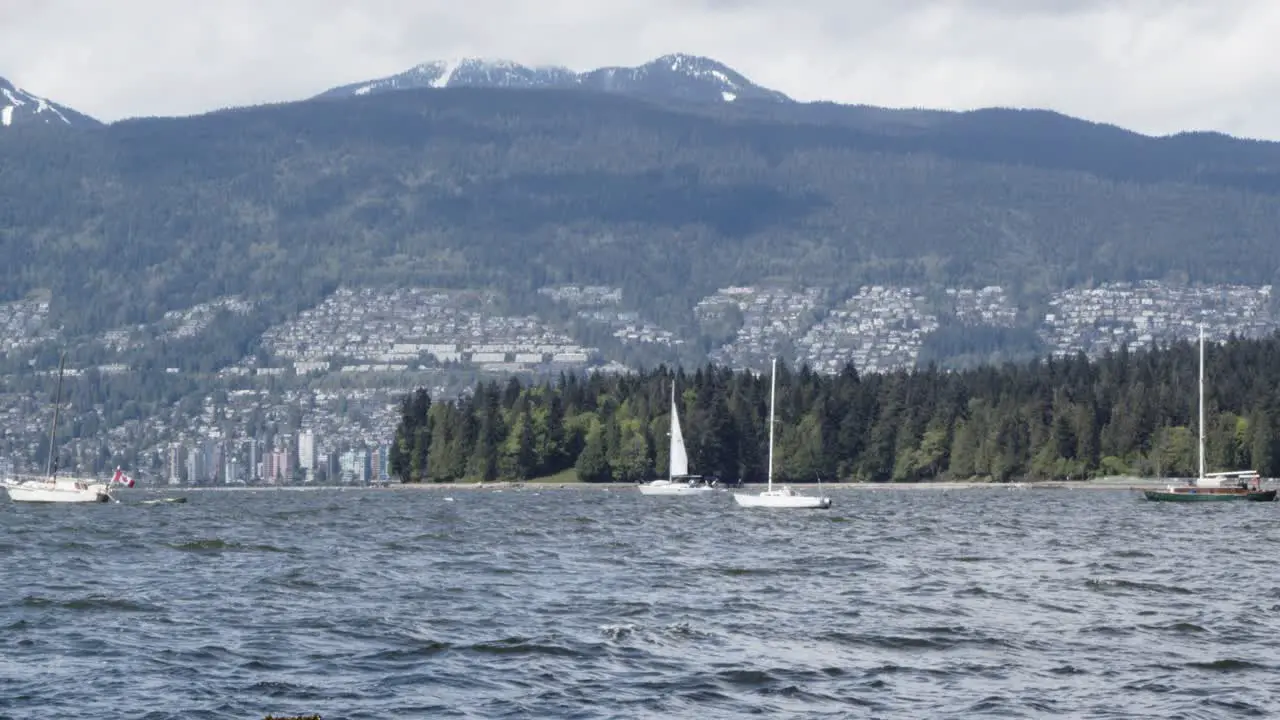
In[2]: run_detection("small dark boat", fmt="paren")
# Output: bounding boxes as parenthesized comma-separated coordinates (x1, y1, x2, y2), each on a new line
(141, 496, 188, 505)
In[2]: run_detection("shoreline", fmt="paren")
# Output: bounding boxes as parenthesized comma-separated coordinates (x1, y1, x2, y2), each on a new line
(138, 477, 1198, 492)
(380, 476, 1182, 491)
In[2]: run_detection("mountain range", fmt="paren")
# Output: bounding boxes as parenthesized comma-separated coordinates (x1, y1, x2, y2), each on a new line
(314, 54, 791, 105)
(1, 53, 791, 131)
(3, 53, 1280, 373)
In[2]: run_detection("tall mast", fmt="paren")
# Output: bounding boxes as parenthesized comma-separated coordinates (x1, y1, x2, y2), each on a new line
(1198, 324, 1206, 481)
(669, 379, 676, 482)
(46, 353, 66, 479)
(767, 358, 777, 492)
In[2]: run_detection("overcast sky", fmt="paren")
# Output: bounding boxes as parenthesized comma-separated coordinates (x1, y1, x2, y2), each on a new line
(1, 0, 1275, 139)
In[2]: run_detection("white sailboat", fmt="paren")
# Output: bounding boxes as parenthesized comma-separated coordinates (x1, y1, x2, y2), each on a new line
(2, 355, 118, 504)
(3, 474, 113, 503)
(638, 380, 717, 495)
(734, 358, 832, 509)
(1142, 325, 1275, 502)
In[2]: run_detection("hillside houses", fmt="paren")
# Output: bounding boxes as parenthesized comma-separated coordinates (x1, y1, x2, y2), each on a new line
(798, 286, 941, 374)
(540, 284, 683, 347)
(0, 297, 55, 353)
(698, 287, 826, 370)
(537, 285, 622, 307)
(159, 297, 255, 340)
(258, 287, 599, 374)
(1039, 281, 1278, 357)
(948, 286, 1019, 327)
(695, 285, 946, 374)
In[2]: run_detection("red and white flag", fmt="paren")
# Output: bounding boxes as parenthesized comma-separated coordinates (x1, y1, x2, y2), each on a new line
(110, 467, 135, 487)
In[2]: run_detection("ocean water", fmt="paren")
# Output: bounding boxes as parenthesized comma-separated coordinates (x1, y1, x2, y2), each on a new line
(2, 485, 1279, 719)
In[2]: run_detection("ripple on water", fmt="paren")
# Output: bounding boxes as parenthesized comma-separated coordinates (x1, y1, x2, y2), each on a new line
(168, 538, 290, 553)
(1086, 577, 1195, 595)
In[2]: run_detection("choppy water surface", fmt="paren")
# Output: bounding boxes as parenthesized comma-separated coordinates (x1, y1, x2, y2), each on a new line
(4, 486, 1280, 718)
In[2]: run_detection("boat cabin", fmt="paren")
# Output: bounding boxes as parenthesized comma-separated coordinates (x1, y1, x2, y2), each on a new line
(1197, 470, 1262, 490)
(673, 475, 720, 488)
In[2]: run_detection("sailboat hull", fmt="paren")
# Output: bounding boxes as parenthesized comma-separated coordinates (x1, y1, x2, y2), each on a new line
(4, 482, 111, 503)
(1143, 488, 1276, 502)
(638, 482, 717, 496)
(734, 490, 832, 509)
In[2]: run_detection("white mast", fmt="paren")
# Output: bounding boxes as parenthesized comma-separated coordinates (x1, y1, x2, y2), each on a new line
(767, 358, 777, 492)
(669, 380, 676, 482)
(1198, 324, 1206, 481)
(46, 353, 66, 479)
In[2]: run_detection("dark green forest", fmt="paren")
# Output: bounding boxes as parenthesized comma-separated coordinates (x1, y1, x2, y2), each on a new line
(389, 333, 1280, 484)
(6, 87, 1280, 374)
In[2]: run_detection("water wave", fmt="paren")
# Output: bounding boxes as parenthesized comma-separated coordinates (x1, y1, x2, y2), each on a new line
(169, 538, 290, 553)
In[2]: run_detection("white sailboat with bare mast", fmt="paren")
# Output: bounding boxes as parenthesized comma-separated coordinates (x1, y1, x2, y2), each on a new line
(2, 355, 122, 503)
(638, 379, 716, 495)
(734, 358, 832, 509)
(1142, 324, 1275, 501)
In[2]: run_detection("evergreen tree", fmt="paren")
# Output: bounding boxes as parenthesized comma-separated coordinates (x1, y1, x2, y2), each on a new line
(501, 412, 538, 480)
(612, 426, 652, 483)
(575, 429, 611, 483)
(426, 405, 455, 482)
(1250, 410, 1276, 477)
(948, 420, 978, 479)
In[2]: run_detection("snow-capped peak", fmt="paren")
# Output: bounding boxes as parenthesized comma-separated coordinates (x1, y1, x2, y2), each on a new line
(315, 54, 791, 105)
(581, 54, 791, 104)
(323, 58, 579, 99)
(659, 54, 738, 88)
(0, 76, 98, 129)
(659, 53, 722, 74)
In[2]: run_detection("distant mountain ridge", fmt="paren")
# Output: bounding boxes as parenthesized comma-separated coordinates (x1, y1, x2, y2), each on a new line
(315, 53, 792, 105)
(0, 76, 99, 128)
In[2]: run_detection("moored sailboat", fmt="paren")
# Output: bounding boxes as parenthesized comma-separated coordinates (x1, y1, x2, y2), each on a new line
(733, 358, 832, 509)
(2, 356, 131, 504)
(1144, 326, 1276, 502)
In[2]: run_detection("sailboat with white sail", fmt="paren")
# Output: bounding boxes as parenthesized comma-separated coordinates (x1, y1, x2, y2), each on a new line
(2, 355, 130, 504)
(734, 358, 832, 509)
(638, 380, 717, 495)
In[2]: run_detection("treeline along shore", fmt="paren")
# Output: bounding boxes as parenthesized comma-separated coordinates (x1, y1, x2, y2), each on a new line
(389, 333, 1280, 484)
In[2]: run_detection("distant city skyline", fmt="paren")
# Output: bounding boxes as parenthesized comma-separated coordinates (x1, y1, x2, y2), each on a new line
(0, 0, 1276, 140)
(165, 434, 390, 486)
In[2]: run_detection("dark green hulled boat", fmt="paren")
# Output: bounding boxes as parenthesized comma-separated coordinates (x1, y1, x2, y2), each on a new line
(1144, 326, 1276, 503)
(1143, 484, 1277, 502)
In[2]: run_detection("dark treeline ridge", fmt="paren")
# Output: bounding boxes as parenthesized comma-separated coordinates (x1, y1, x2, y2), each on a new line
(389, 332, 1280, 484)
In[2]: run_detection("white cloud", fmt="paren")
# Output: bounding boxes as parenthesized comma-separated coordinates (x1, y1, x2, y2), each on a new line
(0, 0, 1276, 139)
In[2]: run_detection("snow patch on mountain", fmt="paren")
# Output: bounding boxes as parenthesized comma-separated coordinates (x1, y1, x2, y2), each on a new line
(0, 78, 95, 128)
(432, 58, 462, 88)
